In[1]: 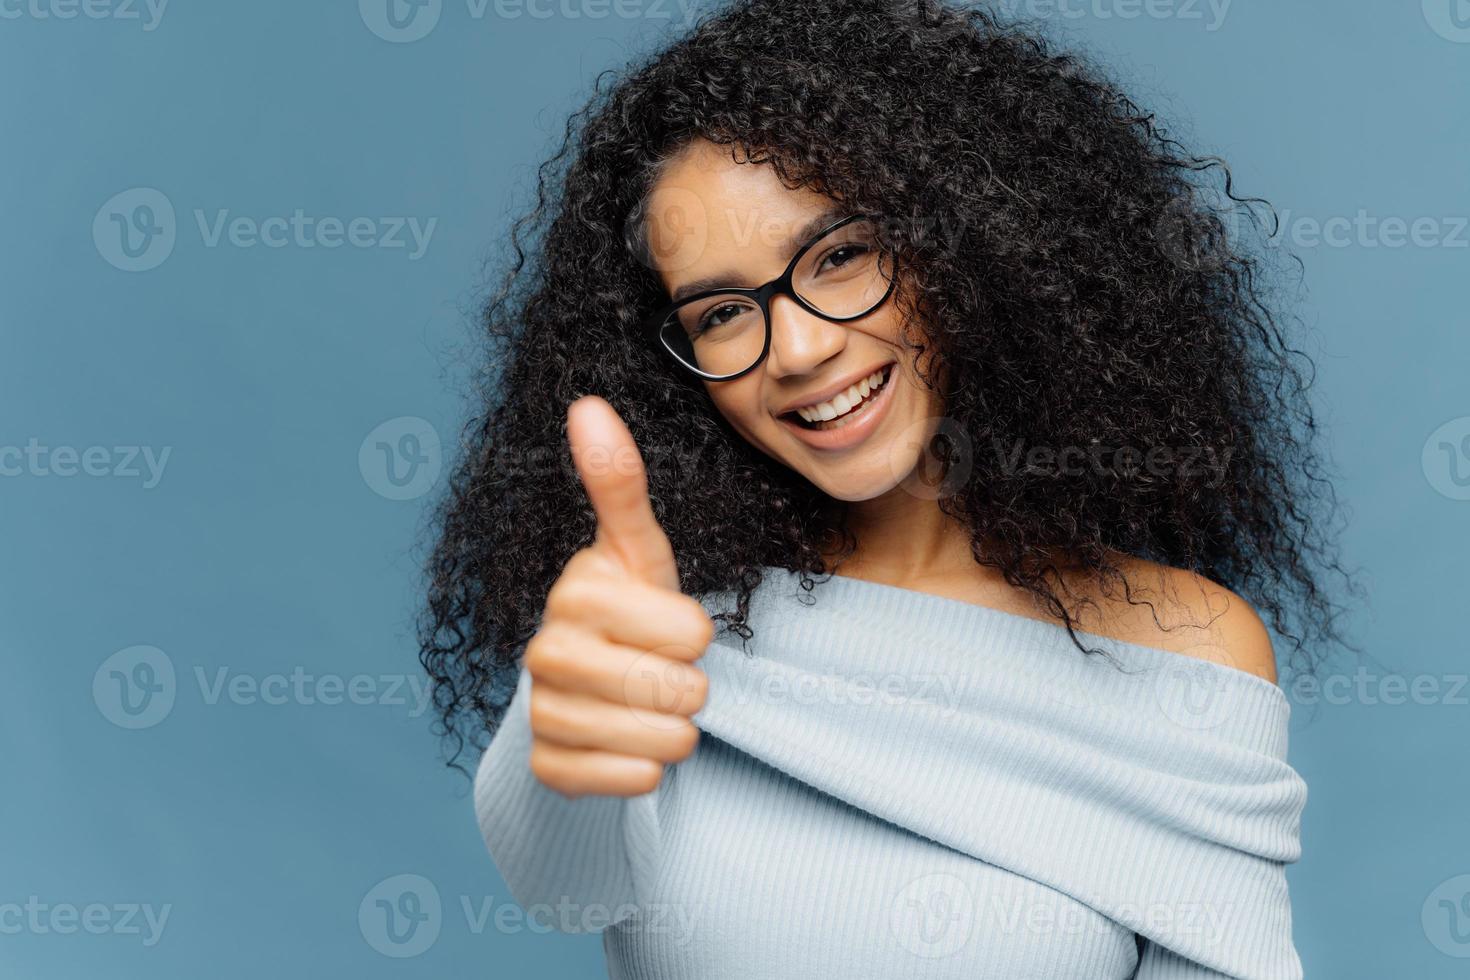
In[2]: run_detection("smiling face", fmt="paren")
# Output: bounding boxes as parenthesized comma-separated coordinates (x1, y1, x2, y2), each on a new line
(641, 139, 948, 502)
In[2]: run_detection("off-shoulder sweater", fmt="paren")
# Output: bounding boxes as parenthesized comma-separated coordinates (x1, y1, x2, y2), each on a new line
(474, 566, 1308, 979)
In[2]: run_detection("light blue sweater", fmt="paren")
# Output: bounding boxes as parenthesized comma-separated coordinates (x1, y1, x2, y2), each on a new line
(475, 566, 1308, 979)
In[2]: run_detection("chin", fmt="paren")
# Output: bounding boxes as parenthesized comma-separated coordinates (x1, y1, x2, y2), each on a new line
(792, 451, 922, 503)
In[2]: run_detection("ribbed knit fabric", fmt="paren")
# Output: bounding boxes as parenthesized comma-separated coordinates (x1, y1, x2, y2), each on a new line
(475, 566, 1308, 979)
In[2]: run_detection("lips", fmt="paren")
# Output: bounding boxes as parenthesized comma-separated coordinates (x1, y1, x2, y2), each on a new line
(785, 364, 892, 429)
(775, 357, 899, 451)
(777, 361, 897, 424)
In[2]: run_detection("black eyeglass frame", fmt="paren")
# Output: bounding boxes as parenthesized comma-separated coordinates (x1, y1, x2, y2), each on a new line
(642, 212, 898, 383)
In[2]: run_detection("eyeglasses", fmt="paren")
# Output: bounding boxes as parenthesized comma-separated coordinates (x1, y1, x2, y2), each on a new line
(644, 213, 897, 382)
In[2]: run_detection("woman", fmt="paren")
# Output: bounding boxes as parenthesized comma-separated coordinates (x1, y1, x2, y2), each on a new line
(421, 0, 1355, 975)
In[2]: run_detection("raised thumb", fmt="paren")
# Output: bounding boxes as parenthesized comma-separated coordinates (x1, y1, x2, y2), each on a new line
(566, 395, 681, 592)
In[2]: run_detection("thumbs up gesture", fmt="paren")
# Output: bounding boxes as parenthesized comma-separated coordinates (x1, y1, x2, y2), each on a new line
(522, 395, 715, 798)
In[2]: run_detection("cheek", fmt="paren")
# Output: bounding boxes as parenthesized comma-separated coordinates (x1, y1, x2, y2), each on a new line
(706, 381, 768, 433)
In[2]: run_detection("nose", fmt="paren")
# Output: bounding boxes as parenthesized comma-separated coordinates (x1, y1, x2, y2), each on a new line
(764, 293, 847, 378)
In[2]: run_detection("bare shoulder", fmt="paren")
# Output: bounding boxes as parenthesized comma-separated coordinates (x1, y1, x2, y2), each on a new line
(1062, 554, 1279, 684)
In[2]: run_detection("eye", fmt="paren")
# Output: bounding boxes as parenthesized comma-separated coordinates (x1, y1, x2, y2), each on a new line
(818, 242, 873, 273)
(696, 302, 748, 334)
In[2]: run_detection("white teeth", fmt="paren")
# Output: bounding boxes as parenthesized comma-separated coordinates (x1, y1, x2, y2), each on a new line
(796, 366, 890, 424)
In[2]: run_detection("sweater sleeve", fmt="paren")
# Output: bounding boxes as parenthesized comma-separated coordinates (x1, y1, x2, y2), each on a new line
(472, 666, 663, 931)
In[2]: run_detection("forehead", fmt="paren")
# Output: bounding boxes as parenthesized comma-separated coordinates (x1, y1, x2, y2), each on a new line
(644, 139, 842, 289)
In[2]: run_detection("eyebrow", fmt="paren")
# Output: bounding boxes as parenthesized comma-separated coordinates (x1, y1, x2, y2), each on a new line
(668, 204, 850, 304)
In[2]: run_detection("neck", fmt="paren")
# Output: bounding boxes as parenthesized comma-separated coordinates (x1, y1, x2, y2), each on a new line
(822, 486, 982, 587)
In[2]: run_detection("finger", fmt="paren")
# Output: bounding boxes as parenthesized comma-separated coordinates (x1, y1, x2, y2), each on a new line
(529, 685, 701, 761)
(529, 741, 665, 799)
(566, 395, 680, 592)
(547, 563, 715, 657)
(525, 623, 709, 716)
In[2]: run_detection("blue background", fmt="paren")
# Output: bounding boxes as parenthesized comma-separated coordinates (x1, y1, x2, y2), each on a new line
(2, 1, 1466, 976)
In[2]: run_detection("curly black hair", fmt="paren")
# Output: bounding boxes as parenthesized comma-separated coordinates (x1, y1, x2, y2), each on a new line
(420, 0, 1361, 770)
